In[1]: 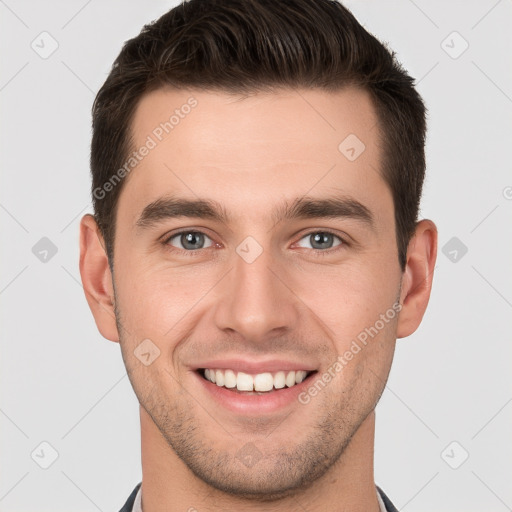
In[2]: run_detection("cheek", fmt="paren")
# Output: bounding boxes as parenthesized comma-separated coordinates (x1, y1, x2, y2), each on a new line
(114, 260, 219, 341)
(322, 316, 396, 414)
(294, 260, 400, 337)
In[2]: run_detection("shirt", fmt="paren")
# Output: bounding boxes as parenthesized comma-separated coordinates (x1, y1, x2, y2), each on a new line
(120, 481, 399, 511)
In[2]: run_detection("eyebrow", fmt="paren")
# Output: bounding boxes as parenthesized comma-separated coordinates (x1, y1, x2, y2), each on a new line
(135, 195, 375, 231)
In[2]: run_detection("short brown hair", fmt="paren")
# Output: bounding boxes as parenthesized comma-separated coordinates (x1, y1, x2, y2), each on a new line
(91, 0, 426, 271)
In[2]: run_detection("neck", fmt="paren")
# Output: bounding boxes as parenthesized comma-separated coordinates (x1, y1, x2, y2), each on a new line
(139, 406, 381, 512)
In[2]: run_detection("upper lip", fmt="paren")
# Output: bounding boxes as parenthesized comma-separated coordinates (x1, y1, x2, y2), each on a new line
(193, 358, 318, 374)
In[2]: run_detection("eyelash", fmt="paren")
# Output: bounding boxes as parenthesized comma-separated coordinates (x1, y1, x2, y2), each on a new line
(161, 229, 349, 258)
(297, 230, 349, 257)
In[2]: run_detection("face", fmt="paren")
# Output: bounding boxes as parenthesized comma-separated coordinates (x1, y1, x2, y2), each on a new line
(109, 87, 404, 498)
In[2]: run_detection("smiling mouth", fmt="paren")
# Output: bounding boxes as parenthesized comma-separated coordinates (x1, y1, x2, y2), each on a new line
(198, 368, 317, 394)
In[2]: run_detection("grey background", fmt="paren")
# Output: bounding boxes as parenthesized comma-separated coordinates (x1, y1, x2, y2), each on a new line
(1, 1, 511, 510)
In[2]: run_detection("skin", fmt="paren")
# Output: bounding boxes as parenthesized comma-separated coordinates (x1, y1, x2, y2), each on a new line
(79, 86, 437, 512)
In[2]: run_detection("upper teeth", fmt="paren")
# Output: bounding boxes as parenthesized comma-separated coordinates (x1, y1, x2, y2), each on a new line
(204, 369, 309, 392)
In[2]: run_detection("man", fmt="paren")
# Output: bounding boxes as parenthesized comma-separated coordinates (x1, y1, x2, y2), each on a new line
(79, 0, 437, 510)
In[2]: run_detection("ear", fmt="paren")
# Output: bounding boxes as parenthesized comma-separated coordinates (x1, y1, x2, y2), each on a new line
(79, 214, 119, 342)
(396, 219, 438, 338)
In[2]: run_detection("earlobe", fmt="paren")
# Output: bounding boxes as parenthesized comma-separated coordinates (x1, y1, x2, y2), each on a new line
(396, 219, 438, 339)
(79, 214, 120, 342)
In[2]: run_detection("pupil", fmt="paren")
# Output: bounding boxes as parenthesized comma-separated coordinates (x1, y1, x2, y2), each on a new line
(311, 232, 332, 249)
(182, 232, 203, 250)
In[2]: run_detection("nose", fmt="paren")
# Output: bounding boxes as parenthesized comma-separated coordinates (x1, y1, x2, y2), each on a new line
(212, 243, 300, 343)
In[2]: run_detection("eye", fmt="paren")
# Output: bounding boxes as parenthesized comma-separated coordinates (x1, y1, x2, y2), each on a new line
(296, 231, 344, 251)
(165, 231, 214, 251)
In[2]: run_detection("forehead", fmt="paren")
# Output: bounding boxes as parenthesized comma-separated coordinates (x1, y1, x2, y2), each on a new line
(130, 86, 379, 159)
(118, 86, 390, 228)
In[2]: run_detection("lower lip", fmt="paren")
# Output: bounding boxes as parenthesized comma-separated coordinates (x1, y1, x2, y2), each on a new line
(194, 371, 316, 415)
